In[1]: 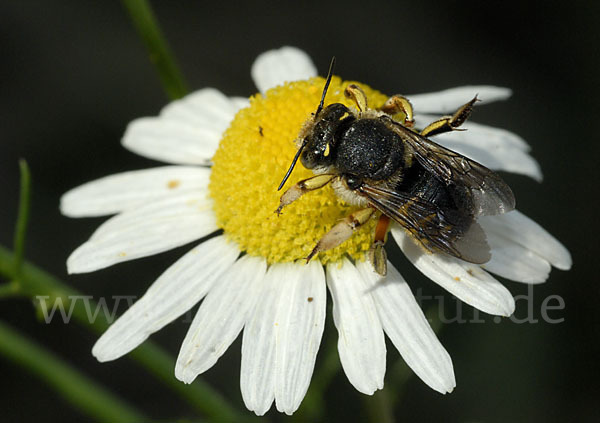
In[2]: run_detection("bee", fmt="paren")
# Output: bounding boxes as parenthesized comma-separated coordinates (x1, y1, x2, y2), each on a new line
(276, 58, 515, 276)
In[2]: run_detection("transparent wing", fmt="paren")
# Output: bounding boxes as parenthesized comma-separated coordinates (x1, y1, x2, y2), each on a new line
(359, 183, 491, 264)
(387, 119, 515, 216)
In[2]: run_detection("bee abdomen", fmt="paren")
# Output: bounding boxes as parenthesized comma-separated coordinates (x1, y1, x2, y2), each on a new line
(396, 162, 475, 241)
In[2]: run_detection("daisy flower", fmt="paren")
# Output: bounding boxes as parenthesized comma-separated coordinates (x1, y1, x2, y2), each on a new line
(61, 46, 571, 415)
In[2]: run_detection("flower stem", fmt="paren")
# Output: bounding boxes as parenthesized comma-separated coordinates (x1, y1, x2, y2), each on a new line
(13, 159, 31, 282)
(380, 304, 447, 412)
(0, 280, 20, 297)
(364, 387, 395, 423)
(0, 319, 147, 423)
(121, 0, 188, 100)
(0, 245, 252, 422)
(128, 341, 251, 422)
(293, 329, 341, 421)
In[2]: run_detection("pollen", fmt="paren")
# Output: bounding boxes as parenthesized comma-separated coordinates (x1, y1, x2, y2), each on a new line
(209, 77, 389, 265)
(167, 179, 180, 189)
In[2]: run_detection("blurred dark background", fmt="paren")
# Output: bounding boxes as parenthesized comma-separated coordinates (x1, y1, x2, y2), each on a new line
(1, 1, 598, 422)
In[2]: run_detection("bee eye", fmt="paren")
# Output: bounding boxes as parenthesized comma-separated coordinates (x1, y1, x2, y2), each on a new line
(345, 176, 362, 190)
(300, 149, 317, 169)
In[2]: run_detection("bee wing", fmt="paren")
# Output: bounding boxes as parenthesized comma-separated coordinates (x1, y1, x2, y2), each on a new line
(388, 120, 515, 216)
(359, 183, 491, 264)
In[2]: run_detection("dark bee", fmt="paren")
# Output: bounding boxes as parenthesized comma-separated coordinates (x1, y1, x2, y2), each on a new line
(276, 58, 515, 276)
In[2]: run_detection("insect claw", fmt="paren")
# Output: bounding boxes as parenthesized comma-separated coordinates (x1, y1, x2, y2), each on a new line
(368, 241, 388, 276)
(305, 247, 318, 263)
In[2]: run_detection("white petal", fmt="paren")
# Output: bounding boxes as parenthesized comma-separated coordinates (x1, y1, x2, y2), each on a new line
(251, 47, 317, 94)
(274, 261, 326, 415)
(161, 88, 243, 134)
(240, 263, 289, 416)
(67, 190, 217, 273)
(326, 259, 386, 395)
(438, 136, 541, 181)
(175, 255, 266, 383)
(122, 118, 220, 165)
(479, 210, 572, 270)
(484, 231, 551, 283)
(392, 227, 515, 316)
(92, 236, 239, 362)
(416, 116, 530, 151)
(122, 88, 244, 164)
(60, 166, 209, 217)
(415, 115, 542, 181)
(356, 261, 455, 394)
(408, 86, 512, 113)
(239, 261, 327, 416)
(230, 96, 251, 110)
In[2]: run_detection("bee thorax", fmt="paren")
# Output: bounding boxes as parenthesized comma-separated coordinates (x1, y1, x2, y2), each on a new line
(335, 119, 405, 180)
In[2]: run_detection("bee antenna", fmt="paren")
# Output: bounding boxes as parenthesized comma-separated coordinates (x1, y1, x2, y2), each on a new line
(315, 56, 336, 117)
(278, 57, 336, 191)
(277, 138, 308, 191)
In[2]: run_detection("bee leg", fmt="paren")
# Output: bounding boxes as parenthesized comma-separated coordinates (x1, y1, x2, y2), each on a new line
(368, 214, 391, 276)
(275, 174, 336, 215)
(379, 95, 415, 128)
(420, 96, 480, 137)
(305, 208, 375, 262)
(344, 84, 368, 112)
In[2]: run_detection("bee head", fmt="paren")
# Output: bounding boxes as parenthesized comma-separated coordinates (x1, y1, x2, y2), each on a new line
(300, 103, 349, 169)
(277, 56, 339, 191)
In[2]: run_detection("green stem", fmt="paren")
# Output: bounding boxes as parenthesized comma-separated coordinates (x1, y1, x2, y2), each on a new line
(121, 0, 188, 99)
(293, 333, 341, 421)
(0, 245, 252, 422)
(385, 304, 446, 411)
(0, 320, 147, 423)
(364, 388, 395, 423)
(386, 359, 413, 412)
(13, 159, 31, 281)
(129, 342, 248, 422)
(0, 280, 20, 297)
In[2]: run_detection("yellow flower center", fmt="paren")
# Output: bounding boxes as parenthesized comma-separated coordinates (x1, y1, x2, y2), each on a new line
(209, 76, 390, 265)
